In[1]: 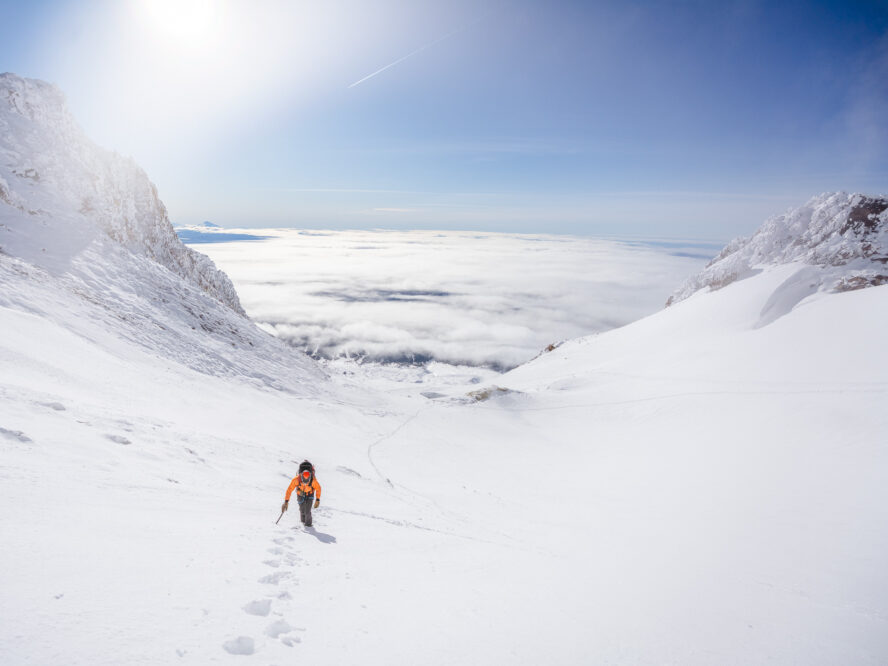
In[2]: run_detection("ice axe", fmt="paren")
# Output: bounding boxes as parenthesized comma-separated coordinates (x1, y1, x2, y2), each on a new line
(276, 499, 290, 524)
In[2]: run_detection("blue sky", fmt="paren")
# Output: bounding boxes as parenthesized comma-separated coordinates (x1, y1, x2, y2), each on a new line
(2, 0, 886, 238)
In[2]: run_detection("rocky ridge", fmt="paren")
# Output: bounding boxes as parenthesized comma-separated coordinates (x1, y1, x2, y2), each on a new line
(668, 192, 888, 305)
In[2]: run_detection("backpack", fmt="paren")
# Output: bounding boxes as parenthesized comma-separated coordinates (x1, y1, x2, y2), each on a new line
(298, 460, 315, 483)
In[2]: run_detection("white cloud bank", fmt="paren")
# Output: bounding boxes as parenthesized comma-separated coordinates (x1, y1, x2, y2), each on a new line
(190, 229, 716, 370)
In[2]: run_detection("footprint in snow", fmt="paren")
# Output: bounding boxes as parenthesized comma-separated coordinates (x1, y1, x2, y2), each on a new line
(258, 571, 291, 585)
(262, 559, 280, 568)
(266, 620, 305, 647)
(38, 401, 66, 411)
(242, 599, 271, 617)
(105, 434, 131, 445)
(0, 427, 32, 443)
(222, 636, 254, 655)
(265, 619, 292, 638)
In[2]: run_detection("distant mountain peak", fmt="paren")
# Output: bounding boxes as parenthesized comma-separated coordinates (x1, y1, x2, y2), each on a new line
(668, 192, 888, 306)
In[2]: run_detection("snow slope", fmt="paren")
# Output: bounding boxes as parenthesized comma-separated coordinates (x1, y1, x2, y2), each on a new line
(1, 74, 886, 664)
(3, 242, 886, 665)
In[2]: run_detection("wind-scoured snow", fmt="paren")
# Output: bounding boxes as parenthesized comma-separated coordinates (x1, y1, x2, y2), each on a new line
(1, 74, 887, 665)
(668, 191, 888, 306)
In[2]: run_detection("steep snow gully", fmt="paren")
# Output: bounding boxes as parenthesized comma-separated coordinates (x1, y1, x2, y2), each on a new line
(1, 73, 887, 665)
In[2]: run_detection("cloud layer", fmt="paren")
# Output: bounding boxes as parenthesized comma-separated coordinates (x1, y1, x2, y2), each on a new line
(192, 230, 715, 370)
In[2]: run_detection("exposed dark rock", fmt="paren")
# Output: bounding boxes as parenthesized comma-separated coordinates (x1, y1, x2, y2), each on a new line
(842, 197, 888, 236)
(834, 275, 888, 292)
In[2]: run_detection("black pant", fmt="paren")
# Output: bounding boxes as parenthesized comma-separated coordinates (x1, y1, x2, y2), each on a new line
(298, 495, 314, 526)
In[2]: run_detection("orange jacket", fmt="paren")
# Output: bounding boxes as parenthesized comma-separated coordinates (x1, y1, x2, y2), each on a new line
(285, 475, 321, 502)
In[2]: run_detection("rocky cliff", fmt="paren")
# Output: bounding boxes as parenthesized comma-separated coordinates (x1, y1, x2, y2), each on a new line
(0, 72, 244, 314)
(668, 192, 888, 306)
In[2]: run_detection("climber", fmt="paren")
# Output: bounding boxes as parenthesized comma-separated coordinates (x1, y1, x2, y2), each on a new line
(281, 460, 321, 527)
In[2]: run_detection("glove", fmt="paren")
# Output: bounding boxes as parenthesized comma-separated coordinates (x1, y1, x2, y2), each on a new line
(281, 500, 289, 512)
(313, 499, 320, 509)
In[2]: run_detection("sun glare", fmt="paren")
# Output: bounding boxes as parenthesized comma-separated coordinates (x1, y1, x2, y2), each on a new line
(137, 0, 223, 52)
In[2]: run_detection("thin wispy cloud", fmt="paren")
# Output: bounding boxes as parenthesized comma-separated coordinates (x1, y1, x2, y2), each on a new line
(260, 187, 505, 197)
(586, 191, 801, 201)
(386, 139, 584, 156)
(270, 188, 419, 194)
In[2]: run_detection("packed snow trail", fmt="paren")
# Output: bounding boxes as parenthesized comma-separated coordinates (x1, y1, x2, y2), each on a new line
(366, 407, 428, 487)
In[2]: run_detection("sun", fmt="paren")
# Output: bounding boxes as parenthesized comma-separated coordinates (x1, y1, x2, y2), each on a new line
(137, 0, 224, 52)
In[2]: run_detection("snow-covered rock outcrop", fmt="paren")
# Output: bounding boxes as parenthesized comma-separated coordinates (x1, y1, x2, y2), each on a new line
(0, 73, 325, 389)
(0, 72, 243, 314)
(667, 192, 888, 306)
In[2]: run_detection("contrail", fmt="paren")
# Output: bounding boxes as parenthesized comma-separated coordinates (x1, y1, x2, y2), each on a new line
(348, 15, 487, 89)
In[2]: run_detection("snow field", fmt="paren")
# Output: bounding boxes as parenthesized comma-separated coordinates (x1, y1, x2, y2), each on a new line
(4, 266, 887, 664)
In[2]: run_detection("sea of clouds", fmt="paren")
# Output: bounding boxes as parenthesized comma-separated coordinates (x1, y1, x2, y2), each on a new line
(186, 229, 718, 371)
